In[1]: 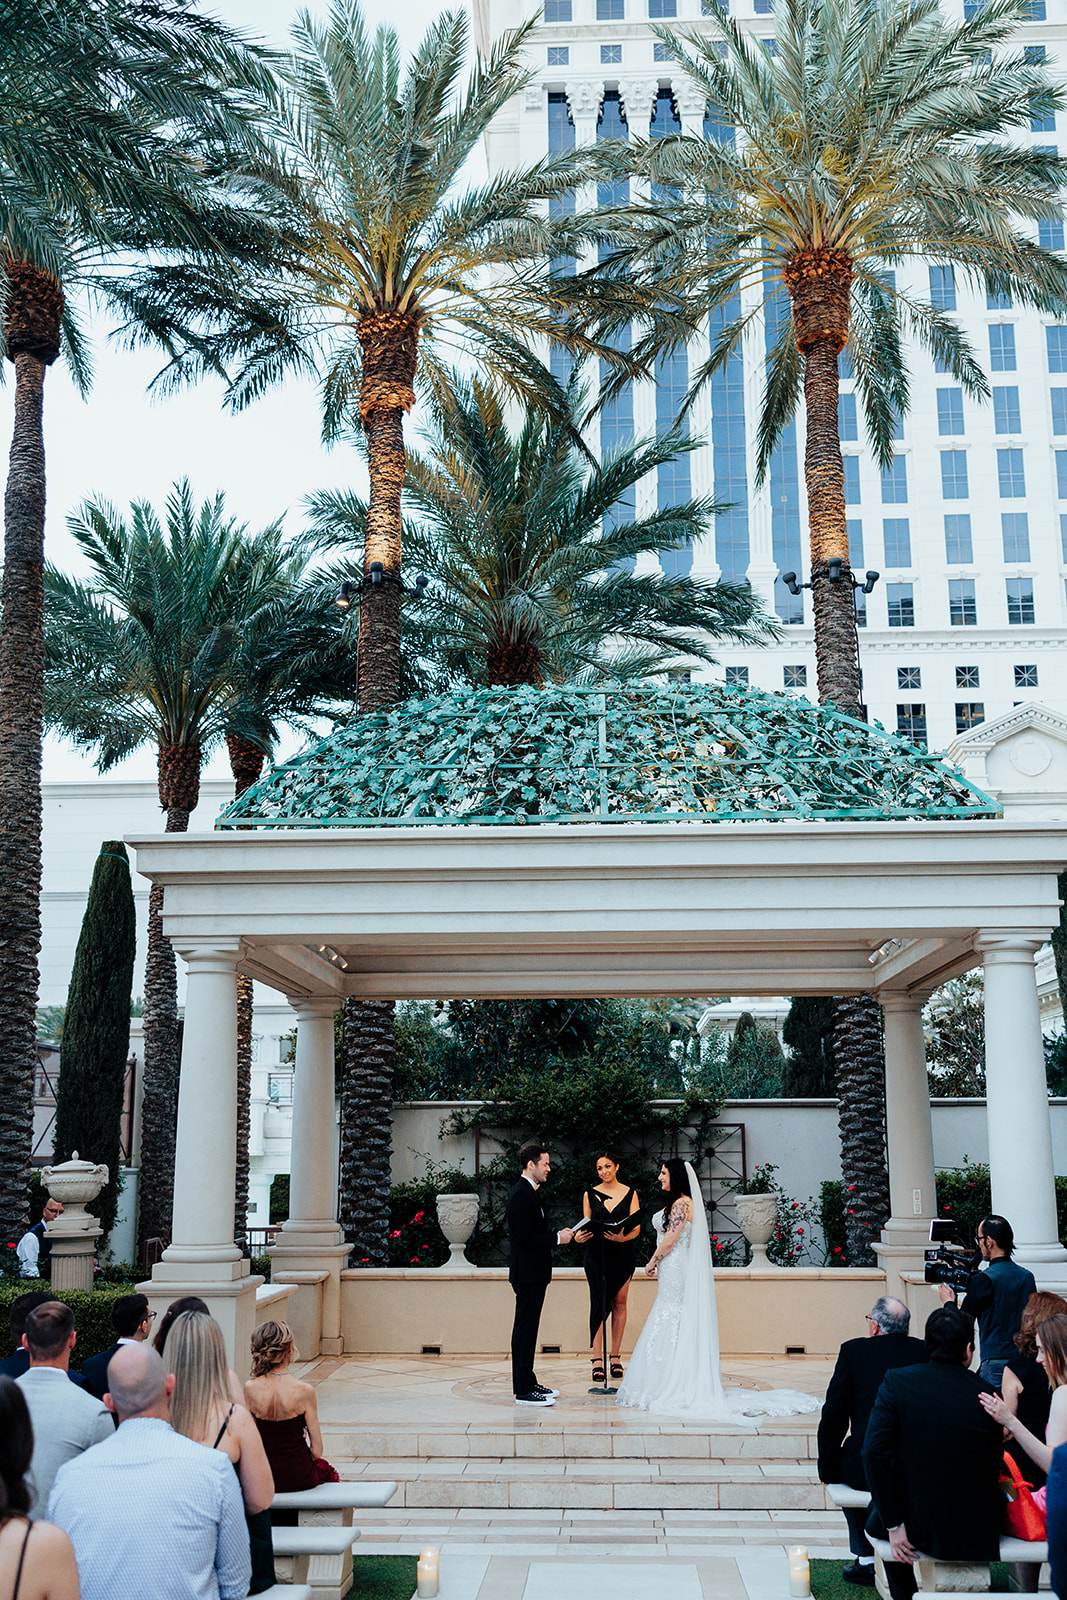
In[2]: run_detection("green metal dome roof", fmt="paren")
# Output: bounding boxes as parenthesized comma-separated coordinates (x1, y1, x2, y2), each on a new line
(217, 683, 998, 830)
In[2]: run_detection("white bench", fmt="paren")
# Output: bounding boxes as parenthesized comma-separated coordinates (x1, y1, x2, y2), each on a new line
(270, 1526, 359, 1600)
(254, 1586, 312, 1600)
(271, 1482, 399, 1514)
(868, 1533, 1048, 1597)
(826, 1484, 872, 1509)
(269, 1483, 397, 1600)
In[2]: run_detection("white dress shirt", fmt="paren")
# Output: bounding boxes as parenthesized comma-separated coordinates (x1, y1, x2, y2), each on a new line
(16, 1223, 44, 1276)
(16, 1367, 112, 1518)
(49, 1417, 251, 1600)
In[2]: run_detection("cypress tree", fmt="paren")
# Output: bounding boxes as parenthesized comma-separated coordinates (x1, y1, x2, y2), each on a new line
(53, 841, 136, 1240)
(781, 997, 837, 1096)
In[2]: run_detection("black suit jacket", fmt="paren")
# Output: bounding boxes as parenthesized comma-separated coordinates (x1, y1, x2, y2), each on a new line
(81, 1342, 121, 1400)
(817, 1333, 928, 1487)
(863, 1361, 1004, 1560)
(506, 1179, 556, 1286)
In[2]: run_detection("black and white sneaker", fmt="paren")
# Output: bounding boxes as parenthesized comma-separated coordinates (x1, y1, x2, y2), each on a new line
(515, 1391, 556, 1406)
(534, 1385, 560, 1398)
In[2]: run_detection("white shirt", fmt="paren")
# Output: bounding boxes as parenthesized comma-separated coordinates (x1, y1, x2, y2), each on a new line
(16, 1223, 45, 1276)
(49, 1417, 251, 1600)
(16, 1367, 112, 1518)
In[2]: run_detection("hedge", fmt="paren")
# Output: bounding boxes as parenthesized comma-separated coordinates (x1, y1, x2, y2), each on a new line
(0, 1285, 138, 1362)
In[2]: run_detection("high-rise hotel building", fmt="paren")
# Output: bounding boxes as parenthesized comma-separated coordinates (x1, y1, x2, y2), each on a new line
(476, 0, 1067, 750)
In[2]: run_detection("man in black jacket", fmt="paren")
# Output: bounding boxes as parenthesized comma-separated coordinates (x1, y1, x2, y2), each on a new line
(817, 1296, 927, 1585)
(938, 1214, 1036, 1387)
(506, 1143, 585, 1406)
(863, 1305, 1004, 1600)
(81, 1293, 154, 1402)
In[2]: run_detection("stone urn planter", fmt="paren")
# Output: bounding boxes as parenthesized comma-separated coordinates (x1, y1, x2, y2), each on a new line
(436, 1194, 479, 1270)
(735, 1191, 779, 1269)
(39, 1153, 108, 1291)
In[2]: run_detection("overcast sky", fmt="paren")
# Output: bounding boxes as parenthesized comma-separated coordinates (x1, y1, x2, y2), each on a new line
(14, 0, 472, 789)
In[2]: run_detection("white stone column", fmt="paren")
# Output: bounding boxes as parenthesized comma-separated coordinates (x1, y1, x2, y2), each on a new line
(875, 991, 937, 1303)
(143, 940, 262, 1373)
(978, 931, 1067, 1283)
(270, 997, 350, 1356)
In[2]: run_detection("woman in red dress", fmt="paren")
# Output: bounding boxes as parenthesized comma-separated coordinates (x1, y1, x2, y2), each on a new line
(243, 1321, 339, 1493)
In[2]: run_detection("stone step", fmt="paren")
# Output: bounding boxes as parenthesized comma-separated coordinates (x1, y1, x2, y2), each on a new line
(321, 1427, 818, 1462)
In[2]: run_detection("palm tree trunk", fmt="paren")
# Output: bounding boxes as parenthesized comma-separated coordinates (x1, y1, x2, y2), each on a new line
(227, 732, 266, 1251)
(338, 998, 395, 1263)
(137, 741, 201, 1261)
(792, 254, 890, 1267)
(0, 348, 49, 1249)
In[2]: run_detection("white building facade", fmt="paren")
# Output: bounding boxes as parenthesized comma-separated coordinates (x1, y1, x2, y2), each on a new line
(477, 0, 1067, 748)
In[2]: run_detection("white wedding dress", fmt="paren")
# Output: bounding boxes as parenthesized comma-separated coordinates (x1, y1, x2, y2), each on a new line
(616, 1162, 820, 1422)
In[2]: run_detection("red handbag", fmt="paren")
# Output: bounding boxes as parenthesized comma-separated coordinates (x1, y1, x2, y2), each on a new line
(1001, 1453, 1047, 1541)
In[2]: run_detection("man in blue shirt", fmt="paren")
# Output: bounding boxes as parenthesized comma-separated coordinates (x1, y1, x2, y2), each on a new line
(49, 1343, 251, 1600)
(938, 1215, 1036, 1387)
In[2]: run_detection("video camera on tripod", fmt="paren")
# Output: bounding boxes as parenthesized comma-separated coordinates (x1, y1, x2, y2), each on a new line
(924, 1218, 979, 1294)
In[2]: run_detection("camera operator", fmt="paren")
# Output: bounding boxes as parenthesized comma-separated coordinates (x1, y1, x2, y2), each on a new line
(938, 1215, 1035, 1388)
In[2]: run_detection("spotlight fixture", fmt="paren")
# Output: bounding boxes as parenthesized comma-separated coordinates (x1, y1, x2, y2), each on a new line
(335, 581, 353, 609)
(780, 566, 880, 596)
(335, 571, 429, 605)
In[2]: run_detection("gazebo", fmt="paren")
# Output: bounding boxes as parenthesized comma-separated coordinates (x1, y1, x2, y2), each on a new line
(128, 684, 1067, 1363)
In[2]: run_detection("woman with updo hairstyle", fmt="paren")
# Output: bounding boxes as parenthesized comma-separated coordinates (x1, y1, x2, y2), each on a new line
(244, 1321, 339, 1492)
(0, 1377, 79, 1600)
(581, 1149, 640, 1382)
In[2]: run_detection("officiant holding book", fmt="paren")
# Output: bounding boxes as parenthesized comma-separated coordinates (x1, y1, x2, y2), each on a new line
(583, 1152, 642, 1383)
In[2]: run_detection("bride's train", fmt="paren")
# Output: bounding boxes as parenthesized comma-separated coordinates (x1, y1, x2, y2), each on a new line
(616, 1161, 821, 1424)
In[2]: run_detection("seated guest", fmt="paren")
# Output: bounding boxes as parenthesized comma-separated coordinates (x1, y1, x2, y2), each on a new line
(0, 1294, 57, 1381)
(818, 1296, 927, 1585)
(48, 1343, 250, 1600)
(81, 1295, 154, 1402)
(998, 1292, 1067, 1490)
(863, 1305, 1004, 1600)
(164, 1310, 275, 1593)
(15, 1303, 111, 1517)
(16, 1200, 63, 1280)
(152, 1296, 210, 1356)
(980, 1310, 1067, 1478)
(0, 1378, 79, 1600)
(244, 1321, 338, 1493)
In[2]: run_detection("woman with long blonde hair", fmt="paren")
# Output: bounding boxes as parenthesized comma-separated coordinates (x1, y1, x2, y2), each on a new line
(163, 1311, 275, 1591)
(244, 1321, 338, 1493)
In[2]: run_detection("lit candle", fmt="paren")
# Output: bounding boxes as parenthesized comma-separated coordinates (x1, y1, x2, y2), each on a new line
(417, 1547, 439, 1599)
(788, 1545, 810, 1599)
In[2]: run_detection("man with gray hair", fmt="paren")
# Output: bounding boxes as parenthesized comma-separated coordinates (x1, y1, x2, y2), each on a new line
(47, 1343, 251, 1600)
(818, 1297, 927, 1585)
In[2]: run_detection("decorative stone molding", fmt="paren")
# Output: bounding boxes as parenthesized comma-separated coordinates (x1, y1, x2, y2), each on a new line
(618, 78, 658, 126)
(565, 80, 603, 120)
(675, 80, 709, 118)
(524, 82, 544, 112)
(974, 930, 1046, 961)
(436, 1194, 480, 1270)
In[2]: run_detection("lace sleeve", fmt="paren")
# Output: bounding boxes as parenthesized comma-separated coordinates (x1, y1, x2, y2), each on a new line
(666, 1196, 693, 1232)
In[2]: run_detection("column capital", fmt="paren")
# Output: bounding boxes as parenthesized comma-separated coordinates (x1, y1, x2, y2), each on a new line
(565, 80, 603, 122)
(879, 989, 933, 1014)
(173, 938, 242, 974)
(674, 80, 708, 119)
(975, 930, 1046, 960)
(290, 995, 341, 1023)
(619, 78, 658, 127)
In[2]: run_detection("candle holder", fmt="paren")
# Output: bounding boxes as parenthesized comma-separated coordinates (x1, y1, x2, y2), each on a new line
(788, 1544, 811, 1598)
(417, 1546, 440, 1598)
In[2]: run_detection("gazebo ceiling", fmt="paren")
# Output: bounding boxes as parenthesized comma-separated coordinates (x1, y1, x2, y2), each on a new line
(219, 684, 998, 830)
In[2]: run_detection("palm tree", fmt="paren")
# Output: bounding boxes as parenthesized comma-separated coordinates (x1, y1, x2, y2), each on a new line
(42, 483, 352, 1257)
(0, 0, 274, 1248)
(308, 375, 780, 1258)
(604, 0, 1067, 1258)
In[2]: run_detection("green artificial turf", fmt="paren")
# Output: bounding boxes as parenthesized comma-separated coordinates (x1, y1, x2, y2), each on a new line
(811, 1558, 1014, 1600)
(344, 1555, 419, 1600)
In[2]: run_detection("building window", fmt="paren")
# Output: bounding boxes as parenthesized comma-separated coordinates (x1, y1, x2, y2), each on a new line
(838, 393, 858, 440)
(839, 346, 854, 380)
(1006, 577, 1036, 624)
(1047, 326, 1067, 372)
(1041, 220, 1066, 251)
(843, 456, 861, 503)
(601, 43, 622, 62)
(1015, 664, 1039, 687)
(956, 665, 979, 689)
(597, 0, 624, 16)
(547, 45, 569, 64)
(997, 448, 1026, 497)
(898, 667, 921, 690)
(784, 665, 807, 688)
(887, 582, 914, 627)
(1061, 513, 1067, 560)
(652, 42, 672, 58)
(992, 386, 1021, 434)
(987, 284, 1012, 310)
(1052, 390, 1067, 434)
(955, 702, 985, 733)
(929, 265, 956, 311)
(704, 104, 734, 143)
(897, 704, 927, 746)
(883, 518, 911, 566)
(724, 665, 749, 686)
(847, 519, 864, 566)
(944, 513, 973, 564)
(937, 389, 964, 435)
(1002, 512, 1031, 562)
(990, 324, 1017, 371)
(881, 455, 907, 504)
(949, 578, 977, 626)
(940, 450, 969, 499)
(1056, 451, 1067, 500)
(544, 0, 572, 15)
(649, 0, 677, 12)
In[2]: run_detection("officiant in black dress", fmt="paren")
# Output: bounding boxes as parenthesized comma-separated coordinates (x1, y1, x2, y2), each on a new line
(583, 1152, 642, 1382)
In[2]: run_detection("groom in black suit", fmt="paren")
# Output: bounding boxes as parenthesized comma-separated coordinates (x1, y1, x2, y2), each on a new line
(506, 1143, 586, 1406)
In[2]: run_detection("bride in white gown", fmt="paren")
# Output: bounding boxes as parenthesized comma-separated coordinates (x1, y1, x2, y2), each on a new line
(616, 1158, 820, 1422)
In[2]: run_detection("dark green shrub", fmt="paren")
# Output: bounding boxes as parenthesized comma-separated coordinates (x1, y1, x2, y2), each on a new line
(820, 1179, 849, 1265)
(934, 1159, 991, 1250)
(94, 1264, 137, 1285)
(251, 1255, 271, 1282)
(269, 1174, 290, 1225)
(0, 1286, 138, 1362)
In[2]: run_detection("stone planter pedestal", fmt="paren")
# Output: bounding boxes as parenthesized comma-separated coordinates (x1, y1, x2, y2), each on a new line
(40, 1154, 107, 1292)
(436, 1194, 479, 1270)
(735, 1192, 779, 1270)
